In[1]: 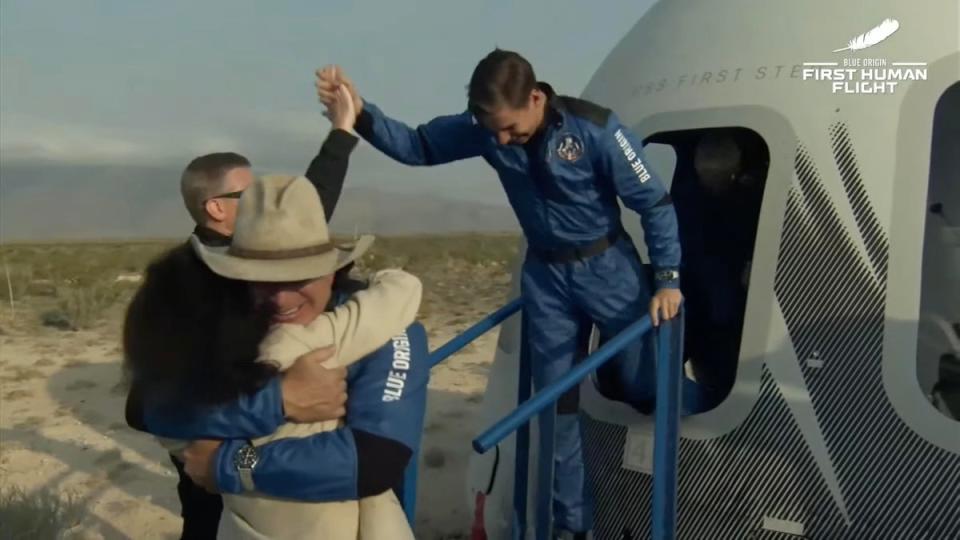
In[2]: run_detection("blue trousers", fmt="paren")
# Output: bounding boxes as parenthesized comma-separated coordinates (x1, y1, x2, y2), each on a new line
(522, 238, 655, 533)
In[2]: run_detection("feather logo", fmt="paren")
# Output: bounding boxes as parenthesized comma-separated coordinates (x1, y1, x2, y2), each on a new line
(833, 18, 900, 53)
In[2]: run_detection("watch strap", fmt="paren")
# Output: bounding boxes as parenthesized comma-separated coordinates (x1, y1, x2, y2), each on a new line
(238, 467, 256, 492)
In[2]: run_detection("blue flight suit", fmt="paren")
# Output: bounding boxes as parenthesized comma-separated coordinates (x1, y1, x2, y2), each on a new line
(141, 321, 431, 502)
(355, 83, 682, 533)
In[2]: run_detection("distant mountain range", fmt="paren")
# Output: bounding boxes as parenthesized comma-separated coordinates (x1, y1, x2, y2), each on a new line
(0, 160, 519, 241)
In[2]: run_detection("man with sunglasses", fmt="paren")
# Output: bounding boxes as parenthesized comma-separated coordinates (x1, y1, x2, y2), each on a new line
(179, 145, 352, 250)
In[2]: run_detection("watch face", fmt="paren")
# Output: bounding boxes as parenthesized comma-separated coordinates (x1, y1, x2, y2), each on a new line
(235, 445, 259, 469)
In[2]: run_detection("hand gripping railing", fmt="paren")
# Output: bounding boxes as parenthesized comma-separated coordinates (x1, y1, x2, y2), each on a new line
(471, 316, 654, 453)
(409, 297, 683, 540)
(472, 311, 683, 540)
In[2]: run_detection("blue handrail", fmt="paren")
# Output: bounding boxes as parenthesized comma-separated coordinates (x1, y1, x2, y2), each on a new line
(429, 297, 523, 368)
(401, 297, 522, 526)
(652, 315, 683, 540)
(473, 315, 655, 453)
(418, 296, 683, 540)
(513, 317, 533, 540)
(533, 397, 554, 540)
(472, 311, 683, 540)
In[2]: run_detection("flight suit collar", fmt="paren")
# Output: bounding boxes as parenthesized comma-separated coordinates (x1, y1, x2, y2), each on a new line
(538, 81, 566, 129)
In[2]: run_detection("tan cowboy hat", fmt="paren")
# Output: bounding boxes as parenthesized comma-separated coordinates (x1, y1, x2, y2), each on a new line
(191, 174, 374, 282)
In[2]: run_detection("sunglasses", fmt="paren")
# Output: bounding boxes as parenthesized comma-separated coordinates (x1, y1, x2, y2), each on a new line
(213, 190, 244, 199)
(206, 190, 245, 203)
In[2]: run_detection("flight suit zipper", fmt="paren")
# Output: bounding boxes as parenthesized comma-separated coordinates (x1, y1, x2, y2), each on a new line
(525, 128, 554, 250)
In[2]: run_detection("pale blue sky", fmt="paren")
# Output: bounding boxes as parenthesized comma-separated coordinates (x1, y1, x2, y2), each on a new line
(0, 0, 654, 203)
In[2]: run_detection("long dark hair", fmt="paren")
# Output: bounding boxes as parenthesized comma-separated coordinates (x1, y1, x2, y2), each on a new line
(122, 243, 276, 406)
(468, 48, 537, 116)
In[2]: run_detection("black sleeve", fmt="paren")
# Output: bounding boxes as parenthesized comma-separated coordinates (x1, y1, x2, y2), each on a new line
(122, 281, 149, 432)
(304, 128, 359, 222)
(354, 429, 414, 497)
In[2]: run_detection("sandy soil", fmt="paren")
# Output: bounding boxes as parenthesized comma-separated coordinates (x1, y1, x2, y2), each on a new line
(0, 305, 503, 540)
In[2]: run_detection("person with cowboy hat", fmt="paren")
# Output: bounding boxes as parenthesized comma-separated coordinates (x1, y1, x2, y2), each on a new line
(123, 81, 432, 539)
(125, 75, 362, 539)
(132, 173, 423, 539)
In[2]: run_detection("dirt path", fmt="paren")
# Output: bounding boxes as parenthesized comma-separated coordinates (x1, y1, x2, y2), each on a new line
(0, 320, 500, 539)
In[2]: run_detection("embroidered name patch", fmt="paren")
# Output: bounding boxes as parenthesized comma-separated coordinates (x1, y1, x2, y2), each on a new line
(614, 129, 652, 183)
(382, 330, 411, 402)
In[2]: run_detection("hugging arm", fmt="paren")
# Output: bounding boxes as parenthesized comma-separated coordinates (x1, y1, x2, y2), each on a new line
(323, 269, 422, 366)
(123, 266, 285, 440)
(128, 377, 286, 440)
(215, 323, 431, 500)
(305, 71, 361, 220)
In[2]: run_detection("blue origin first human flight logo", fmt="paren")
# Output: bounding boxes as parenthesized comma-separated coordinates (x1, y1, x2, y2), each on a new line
(802, 19, 928, 95)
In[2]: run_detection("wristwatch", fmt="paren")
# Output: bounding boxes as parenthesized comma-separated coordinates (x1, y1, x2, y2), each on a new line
(655, 269, 680, 282)
(234, 442, 259, 492)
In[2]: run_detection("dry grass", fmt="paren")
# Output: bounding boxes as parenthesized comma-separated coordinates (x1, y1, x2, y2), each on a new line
(0, 486, 85, 540)
(0, 234, 521, 336)
(51, 284, 125, 330)
(353, 234, 519, 324)
(1, 241, 171, 332)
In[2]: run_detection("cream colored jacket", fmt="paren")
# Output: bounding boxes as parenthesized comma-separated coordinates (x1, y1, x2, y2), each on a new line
(164, 269, 422, 540)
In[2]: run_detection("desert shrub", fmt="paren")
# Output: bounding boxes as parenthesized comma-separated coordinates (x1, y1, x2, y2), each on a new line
(351, 234, 519, 273)
(0, 235, 520, 332)
(0, 242, 174, 294)
(49, 281, 125, 330)
(0, 262, 33, 305)
(0, 485, 85, 540)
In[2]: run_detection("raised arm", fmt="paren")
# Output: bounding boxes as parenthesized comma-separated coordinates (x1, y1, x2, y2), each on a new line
(210, 322, 431, 501)
(304, 129, 357, 221)
(305, 77, 360, 220)
(356, 103, 488, 166)
(315, 65, 488, 166)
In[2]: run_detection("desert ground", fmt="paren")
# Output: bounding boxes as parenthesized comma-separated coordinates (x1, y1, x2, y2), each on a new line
(0, 233, 520, 539)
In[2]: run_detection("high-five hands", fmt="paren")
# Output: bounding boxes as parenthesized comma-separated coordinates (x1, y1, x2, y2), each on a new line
(316, 66, 358, 133)
(315, 65, 363, 122)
